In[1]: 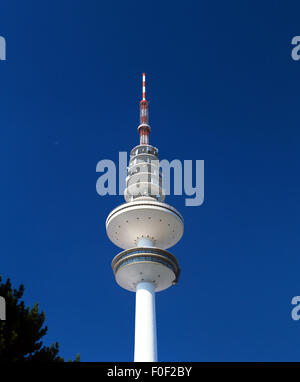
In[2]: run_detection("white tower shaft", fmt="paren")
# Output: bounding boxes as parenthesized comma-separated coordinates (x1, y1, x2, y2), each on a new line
(134, 281, 157, 362)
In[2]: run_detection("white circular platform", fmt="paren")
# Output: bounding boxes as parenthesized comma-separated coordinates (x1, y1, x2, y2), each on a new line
(115, 261, 176, 292)
(106, 199, 184, 250)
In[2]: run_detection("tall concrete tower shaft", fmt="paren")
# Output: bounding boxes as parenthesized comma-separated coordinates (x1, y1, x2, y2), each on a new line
(106, 74, 183, 362)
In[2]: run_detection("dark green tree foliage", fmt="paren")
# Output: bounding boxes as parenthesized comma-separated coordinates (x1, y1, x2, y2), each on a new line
(0, 276, 79, 361)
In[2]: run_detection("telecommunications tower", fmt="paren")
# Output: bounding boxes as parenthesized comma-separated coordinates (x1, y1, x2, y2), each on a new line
(106, 74, 184, 362)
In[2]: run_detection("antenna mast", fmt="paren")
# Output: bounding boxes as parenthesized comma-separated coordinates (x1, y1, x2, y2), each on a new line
(138, 73, 151, 145)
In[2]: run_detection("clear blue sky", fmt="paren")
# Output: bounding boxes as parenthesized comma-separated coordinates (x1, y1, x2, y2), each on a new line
(1, 0, 300, 361)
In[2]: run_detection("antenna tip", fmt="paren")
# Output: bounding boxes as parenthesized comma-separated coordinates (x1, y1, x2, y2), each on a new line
(142, 73, 146, 100)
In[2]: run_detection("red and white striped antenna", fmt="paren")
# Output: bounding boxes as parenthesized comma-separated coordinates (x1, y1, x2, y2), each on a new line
(138, 72, 151, 145)
(142, 72, 146, 100)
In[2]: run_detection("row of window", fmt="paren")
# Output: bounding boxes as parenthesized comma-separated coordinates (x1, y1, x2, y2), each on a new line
(114, 249, 178, 269)
(130, 147, 158, 156)
(115, 255, 176, 274)
(128, 167, 162, 178)
(127, 193, 165, 202)
(129, 155, 158, 166)
(127, 179, 162, 189)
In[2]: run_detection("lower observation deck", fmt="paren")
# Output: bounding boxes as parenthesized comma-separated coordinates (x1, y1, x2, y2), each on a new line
(112, 247, 180, 292)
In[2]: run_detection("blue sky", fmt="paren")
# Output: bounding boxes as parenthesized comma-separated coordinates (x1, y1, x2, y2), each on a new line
(1, 0, 300, 361)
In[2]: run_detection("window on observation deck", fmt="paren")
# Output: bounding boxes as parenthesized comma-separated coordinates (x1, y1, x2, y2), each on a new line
(116, 255, 175, 273)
